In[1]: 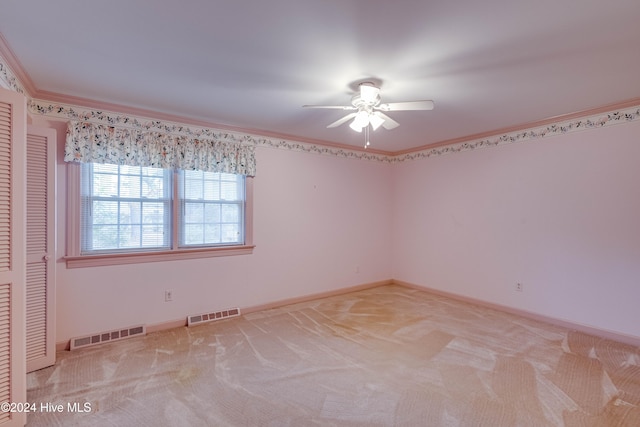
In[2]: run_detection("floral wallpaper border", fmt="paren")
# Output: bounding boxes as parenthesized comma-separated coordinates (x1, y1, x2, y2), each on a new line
(394, 106, 640, 162)
(29, 98, 640, 164)
(28, 98, 392, 163)
(0, 56, 27, 95)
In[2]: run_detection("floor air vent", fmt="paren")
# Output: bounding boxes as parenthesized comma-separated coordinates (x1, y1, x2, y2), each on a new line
(70, 325, 146, 350)
(188, 307, 241, 326)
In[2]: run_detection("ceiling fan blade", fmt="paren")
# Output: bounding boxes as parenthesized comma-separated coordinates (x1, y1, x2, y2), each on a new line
(377, 100, 434, 111)
(375, 112, 400, 130)
(303, 104, 356, 110)
(327, 112, 358, 128)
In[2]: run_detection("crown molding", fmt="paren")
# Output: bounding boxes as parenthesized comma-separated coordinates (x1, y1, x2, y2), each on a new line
(0, 33, 33, 94)
(25, 97, 640, 165)
(394, 101, 640, 162)
(33, 89, 393, 157)
(2, 45, 639, 164)
(29, 97, 393, 163)
(395, 97, 640, 157)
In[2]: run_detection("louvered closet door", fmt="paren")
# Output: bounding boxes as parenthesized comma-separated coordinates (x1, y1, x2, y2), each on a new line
(26, 126, 55, 373)
(0, 87, 27, 427)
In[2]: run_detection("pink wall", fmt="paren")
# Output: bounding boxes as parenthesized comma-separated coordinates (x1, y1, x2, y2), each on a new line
(34, 116, 393, 344)
(34, 112, 640, 345)
(248, 148, 393, 304)
(392, 119, 640, 338)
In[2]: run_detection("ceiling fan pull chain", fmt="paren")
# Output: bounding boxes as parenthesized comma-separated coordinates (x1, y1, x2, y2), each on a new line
(365, 125, 371, 149)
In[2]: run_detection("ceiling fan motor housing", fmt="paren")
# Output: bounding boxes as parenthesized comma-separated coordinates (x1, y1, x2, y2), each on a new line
(352, 82, 381, 110)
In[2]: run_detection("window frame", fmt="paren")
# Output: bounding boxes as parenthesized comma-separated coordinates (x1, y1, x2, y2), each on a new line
(65, 163, 254, 268)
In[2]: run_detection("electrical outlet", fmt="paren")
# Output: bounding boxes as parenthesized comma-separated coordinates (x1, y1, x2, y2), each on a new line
(516, 283, 523, 292)
(165, 290, 173, 302)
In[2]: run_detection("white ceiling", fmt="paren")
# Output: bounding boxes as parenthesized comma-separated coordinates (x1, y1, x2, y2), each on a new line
(1, 0, 639, 153)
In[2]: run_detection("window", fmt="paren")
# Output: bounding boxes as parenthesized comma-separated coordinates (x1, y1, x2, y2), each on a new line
(179, 170, 245, 247)
(68, 162, 253, 267)
(81, 163, 172, 253)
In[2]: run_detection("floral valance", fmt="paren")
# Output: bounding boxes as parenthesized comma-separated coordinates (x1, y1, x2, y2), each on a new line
(64, 121, 256, 176)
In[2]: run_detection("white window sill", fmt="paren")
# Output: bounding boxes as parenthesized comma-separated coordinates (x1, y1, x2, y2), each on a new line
(65, 245, 255, 268)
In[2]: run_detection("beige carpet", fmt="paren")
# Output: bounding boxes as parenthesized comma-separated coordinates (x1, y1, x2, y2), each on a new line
(26, 284, 640, 426)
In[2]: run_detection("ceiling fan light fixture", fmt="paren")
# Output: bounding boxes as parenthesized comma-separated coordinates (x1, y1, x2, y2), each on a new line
(349, 121, 363, 132)
(349, 110, 370, 131)
(303, 81, 435, 144)
(369, 113, 385, 131)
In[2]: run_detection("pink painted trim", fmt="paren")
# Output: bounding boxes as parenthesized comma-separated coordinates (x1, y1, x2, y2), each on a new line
(65, 245, 255, 269)
(245, 177, 254, 246)
(145, 318, 187, 334)
(242, 279, 393, 314)
(66, 163, 81, 256)
(393, 97, 640, 156)
(36, 89, 640, 158)
(56, 280, 392, 351)
(393, 280, 640, 348)
(0, 33, 36, 95)
(56, 277, 640, 353)
(34, 90, 393, 156)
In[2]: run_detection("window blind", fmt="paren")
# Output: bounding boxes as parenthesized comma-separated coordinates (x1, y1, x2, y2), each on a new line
(80, 163, 172, 254)
(178, 171, 245, 247)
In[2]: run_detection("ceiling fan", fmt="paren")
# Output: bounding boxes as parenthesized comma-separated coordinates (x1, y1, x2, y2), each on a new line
(303, 82, 434, 134)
